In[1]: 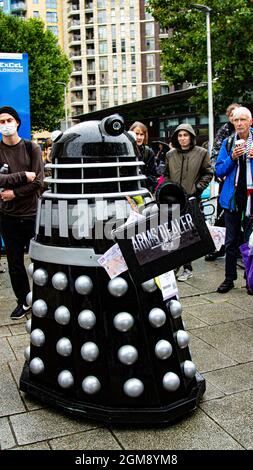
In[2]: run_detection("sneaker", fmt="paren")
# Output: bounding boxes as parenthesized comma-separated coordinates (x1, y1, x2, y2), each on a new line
(177, 269, 193, 282)
(217, 279, 234, 293)
(10, 304, 31, 320)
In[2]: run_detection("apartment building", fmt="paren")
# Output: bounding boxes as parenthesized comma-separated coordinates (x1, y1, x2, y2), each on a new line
(1, 0, 169, 119)
(1, 0, 64, 48)
(63, 0, 169, 117)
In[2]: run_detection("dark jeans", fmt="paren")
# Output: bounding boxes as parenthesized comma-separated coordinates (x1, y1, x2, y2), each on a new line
(1, 214, 35, 305)
(224, 209, 252, 281)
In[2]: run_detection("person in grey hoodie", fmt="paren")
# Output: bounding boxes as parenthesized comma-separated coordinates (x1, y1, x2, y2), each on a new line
(164, 123, 213, 281)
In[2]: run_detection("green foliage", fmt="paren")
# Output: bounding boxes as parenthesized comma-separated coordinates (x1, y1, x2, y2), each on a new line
(147, 0, 253, 114)
(0, 11, 72, 130)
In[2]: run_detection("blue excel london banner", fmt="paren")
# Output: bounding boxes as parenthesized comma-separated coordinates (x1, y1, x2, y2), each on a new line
(0, 52, 31, 139)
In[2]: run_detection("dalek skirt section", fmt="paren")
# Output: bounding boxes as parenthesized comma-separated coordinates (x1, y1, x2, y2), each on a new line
(20, 116, 205, 425)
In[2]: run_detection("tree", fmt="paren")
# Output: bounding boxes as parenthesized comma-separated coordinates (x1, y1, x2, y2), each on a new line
(148, 0, 253, 114)
(0, 11, 72, 130)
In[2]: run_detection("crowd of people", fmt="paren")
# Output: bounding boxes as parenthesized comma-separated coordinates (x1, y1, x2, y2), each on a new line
(0, 103, 252, 321)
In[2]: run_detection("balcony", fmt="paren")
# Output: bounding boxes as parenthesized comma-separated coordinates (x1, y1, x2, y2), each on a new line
(10, 2, 27, 12)
(68, 18, 81, 31)
(67, 3, 80, 16)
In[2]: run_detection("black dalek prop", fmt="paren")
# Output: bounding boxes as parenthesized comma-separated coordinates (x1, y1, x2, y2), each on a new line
(20, 115, 212, 425)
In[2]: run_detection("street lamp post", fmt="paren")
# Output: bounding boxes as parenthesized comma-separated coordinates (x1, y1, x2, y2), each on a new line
(191, 4, 214, 153)
(56, 81, 68, 131)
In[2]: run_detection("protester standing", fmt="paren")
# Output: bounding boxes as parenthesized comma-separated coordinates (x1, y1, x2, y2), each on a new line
(164, 123, 213, 281)
(0, 106, 44, 319)
(216, 106, 253, 294)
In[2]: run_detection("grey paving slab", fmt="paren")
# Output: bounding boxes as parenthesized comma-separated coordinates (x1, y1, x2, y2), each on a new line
(201, 389, 253, 449)
(0, 364, 25, 417)
(240, 318, 253, 329)
(192, 322, 253, 363)
(0, 337, 16, 364)
(50, 427, 122, 450)
(182, 311, 208, 330)
(201, 288, 250, 303)
(201, 379, 225, 402)
(178, 283, 204, 297)
(9, 323, 28, 336)
(181, 296, 210, 308)
(7, 334, 30, 361)
(184, 270, 226, 293)
(11, 441, 51, 450)
(189, 334, 236, 373)
(112, 409, 243, 450)
(0, 325, 11, 338)
(8, 359, 45, 411)
(10, 408, 99, 446)
(204, 362, 253, 395)
(226, 295, 253, 313)
(0, 417, 16, 450)
(185, 302, 251, 326)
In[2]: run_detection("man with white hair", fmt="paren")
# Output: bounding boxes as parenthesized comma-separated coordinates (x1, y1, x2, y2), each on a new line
(215, 106, 253, 293)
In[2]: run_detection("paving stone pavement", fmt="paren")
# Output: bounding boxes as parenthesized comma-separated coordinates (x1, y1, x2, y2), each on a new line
(0, 255, 252, 451)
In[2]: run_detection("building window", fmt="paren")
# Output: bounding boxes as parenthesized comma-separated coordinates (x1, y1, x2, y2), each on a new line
(130, 23, 135, 39)
(161, 85, 169, 95)
(97, 10, 106, 24)
(112, 39, 117, 53)
(113, 87, 118, 101)
(33, 11, 40, 18)
(97, 0, 106, 7)
(122, 55, 126, 70)
(122, 71, 127, 84)
(130, 7, 134, 21)
(48, 25, 58, 36)
(46, 0, 57, 7)
(46, 12, 57, 22)
(145, 22, 154, 37)
(100, 87, 109, 102)
(100, 72, 108, 85)
(99, 56, 108, 71)
(122, 86, 127, 103)
(147, 85, 156, 98)
(111, 24, 116, 39)
(132, 86, 137, 101)
(146, 54, 155, 67)
(121, 39, 125, 53)
(99, 41, 108, 54)
(113, 56, 117, 71)
(131, 70, 136, 83)
(98, 25, 107, 39)
(147, 69, 155, 82)
(113, 71, 118, 84)
(146, 38, 155, 50)
(33, 0, 39, 3)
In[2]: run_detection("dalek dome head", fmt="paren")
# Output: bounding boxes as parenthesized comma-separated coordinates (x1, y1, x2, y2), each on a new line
(50, 114, 135, 162)
(46, 114, 147, 197)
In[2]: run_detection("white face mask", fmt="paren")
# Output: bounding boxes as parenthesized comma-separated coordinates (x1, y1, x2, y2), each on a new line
(0, 123, 17, 136)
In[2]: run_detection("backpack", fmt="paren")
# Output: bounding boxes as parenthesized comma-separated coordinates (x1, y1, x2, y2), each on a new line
(23, 139, 33, 160)
(226, 133, 235, 154)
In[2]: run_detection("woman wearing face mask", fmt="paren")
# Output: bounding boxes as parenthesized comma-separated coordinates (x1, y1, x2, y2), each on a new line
(0, 106, 44, 320)
(129, 121, 157, 192)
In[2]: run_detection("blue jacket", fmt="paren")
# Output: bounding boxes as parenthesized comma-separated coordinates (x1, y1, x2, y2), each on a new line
(215, 134, 253, 211)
